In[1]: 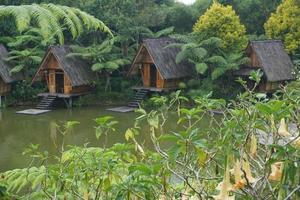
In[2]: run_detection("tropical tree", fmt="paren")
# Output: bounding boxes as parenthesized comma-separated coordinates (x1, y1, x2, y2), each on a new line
(140, 26, 175, 39)
(265, 0, 300, 53)
(193, 2, 247, 52)
(165, 3, 199, 33)
(0, 3, 112, 44)
(171, 34, 248, 97)
(69, 39, 131, 92)
(217, 0, 281, 35)
(3, 28, 54, 77)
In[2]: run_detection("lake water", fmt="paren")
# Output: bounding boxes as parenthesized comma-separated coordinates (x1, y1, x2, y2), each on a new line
(0, 106, 182, 172)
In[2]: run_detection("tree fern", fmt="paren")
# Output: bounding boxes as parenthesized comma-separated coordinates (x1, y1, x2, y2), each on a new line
(69, 39, 130, 92)
(0, 6, 31, 32)
(0, 4, 112, 44)
(43, 4, 80, 39)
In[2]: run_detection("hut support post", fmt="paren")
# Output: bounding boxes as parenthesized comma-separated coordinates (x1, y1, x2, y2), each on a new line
(62, 97, 73, 109)
(0, 96, 2, 108)
(65, 97, 73, 109)
(68, 98, 72, 109)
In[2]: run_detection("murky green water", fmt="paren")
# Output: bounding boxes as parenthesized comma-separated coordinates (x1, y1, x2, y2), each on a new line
(0, 106, 183, 172)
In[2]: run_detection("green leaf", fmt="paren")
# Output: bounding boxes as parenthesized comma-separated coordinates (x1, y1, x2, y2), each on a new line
(125, 128, 134, 141)
(95, 116, 114, 125)
(159, 134, 179, 142)
(10, 65, 24, 74)
(147, 115, 159, 129)
(196, 148, 207, 167)
(195, 63, 208, 74)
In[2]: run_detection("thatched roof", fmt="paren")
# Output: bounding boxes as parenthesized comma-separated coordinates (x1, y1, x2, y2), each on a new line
(246, 40, 294, 82)
(33, 45, 95, 86)
(129, 38, 194, 79)
(0, 44, 22, 83)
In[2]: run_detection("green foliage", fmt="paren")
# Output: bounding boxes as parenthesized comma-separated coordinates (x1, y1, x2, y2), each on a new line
(193, 2, 247, 52)
(94, 116, 118, 139)
(1, 83, 300, 199)
(69, 38, 131, 92)
(220, 0, 281, 34)
(165, 3, 199, 33)
(172, 34, 248, 98)
(265, 0, 300, 53)
(3, 28, 50, 76)
(0, 3, 112, 44)
(8, 80, 45, 104)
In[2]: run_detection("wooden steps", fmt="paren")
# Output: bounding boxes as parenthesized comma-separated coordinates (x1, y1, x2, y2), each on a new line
(128, 89, 149, 108)
(36, 95, 57, 110)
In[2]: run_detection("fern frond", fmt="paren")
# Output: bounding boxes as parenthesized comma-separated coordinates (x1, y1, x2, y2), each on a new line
(60, 5, 83, 38)
(10, 65, 24, 74)
(211, 67, 226, 80)
(72, 7, 113, 37)
(0, 5, 31, 32)
(196, 63, 208, 74)
(176, 50, 188, 64)
(43, 4, 79, 39)
(0, 4, 112, 44)
(153, 26, 174, 38)
(206, 55, 227, 66)
(92, 63, 105, 71)
(200, 37, 223, 48)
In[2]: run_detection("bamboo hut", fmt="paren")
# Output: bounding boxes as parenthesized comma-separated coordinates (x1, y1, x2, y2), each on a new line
(32, 45, 96, 108)
(32, 45, 95, 95)
(234, 40, 295, 92)
(0, 44, 21, 105)
(128, 38, 194, 92)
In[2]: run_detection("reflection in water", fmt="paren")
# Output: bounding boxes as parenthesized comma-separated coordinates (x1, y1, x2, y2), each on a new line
(0, 106, 139, 171)
(0, 106, 209, 172)
(49, 121, 57, 148)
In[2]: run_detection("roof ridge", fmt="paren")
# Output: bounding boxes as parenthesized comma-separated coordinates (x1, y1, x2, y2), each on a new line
(250, 39, 282, 43)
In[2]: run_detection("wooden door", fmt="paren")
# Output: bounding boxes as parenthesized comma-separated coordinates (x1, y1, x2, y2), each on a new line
(64, 74, 72, 94)
(150, 64, 157, 87)
(142, 63, 151, 87)
(49, 70, 56, 93)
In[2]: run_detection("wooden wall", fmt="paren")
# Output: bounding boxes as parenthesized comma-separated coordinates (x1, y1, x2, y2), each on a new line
(71, 85, 92, 94)
(46, 54, 59, 69)
(156, 71, 164, 88)
(142, 63, 151, 87)
(140, 63, 183, 89)
(0, 78, 11, 95)
(64, 74, 72, 94)
(250, 51, 260, 68)
(164, 79, 182, 89)
(136, 48, 183, 90)
(48, 70, 56, 93)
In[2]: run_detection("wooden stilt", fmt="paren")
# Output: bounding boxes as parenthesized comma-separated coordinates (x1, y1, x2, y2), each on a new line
(68, 97, 72, 109)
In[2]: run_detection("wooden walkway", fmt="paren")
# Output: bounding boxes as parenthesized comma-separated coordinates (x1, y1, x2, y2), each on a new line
(16, 109, 51, 115)
(132, 86, 167, 92)
(107, 106, 136, 113)
(38, 92, 91, 98)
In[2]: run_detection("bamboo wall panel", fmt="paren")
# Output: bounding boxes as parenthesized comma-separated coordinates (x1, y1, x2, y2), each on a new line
(142, 64, 151, 87)
(71, 85, 91, 93)
(265, 82, 281, 91)
(156, 71, 164, 88)
(46, 55, 59, 69)
(250, 52, 260, 68)
(0, 79, 11, 95)
(49, 70, 56, 93)
(64, 74, 72, 94)
(163, 78, 183, 89)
